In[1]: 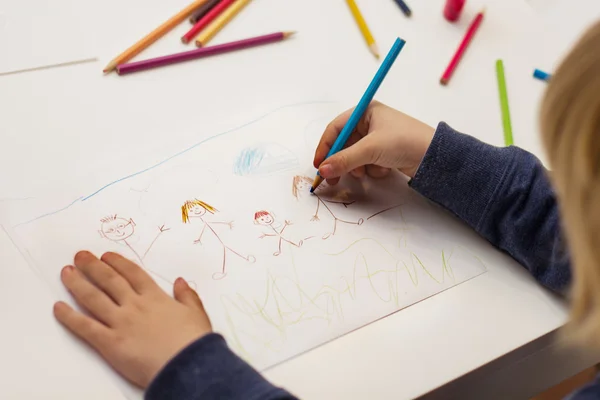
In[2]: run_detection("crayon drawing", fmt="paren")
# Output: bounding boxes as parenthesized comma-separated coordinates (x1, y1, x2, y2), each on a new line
(2, 101, 489, 381)
(292, 175, 364, 239)
(98, 214, 172, 285)
(233, 143, 299, 176)
(254, 210, 313, 256)
(181, 199, 255, 280)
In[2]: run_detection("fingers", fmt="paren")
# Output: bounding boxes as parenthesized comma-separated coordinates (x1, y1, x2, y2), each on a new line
(100, 252, 157, 294)
(313, 108, 354, 168)
(318, 135, 377, 180)
(61, 266, 118, 325)
(53, 301, 113, 352)
(366, 165, 391, 179)
(174, 278, 204, 311)
(74, 251, 133, 305)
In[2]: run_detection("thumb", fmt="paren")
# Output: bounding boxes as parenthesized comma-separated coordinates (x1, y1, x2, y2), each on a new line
(318, 137, 376, 179)
(174, 278, 205, 311)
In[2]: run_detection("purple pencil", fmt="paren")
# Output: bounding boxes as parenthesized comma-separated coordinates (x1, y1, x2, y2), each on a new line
(116, 31, 296, 75)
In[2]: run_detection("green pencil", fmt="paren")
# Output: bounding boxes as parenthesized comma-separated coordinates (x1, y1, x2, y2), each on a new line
(496, 59, 513, 146)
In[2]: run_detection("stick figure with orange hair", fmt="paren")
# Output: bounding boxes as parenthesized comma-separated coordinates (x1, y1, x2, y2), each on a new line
(182, 199, 255, 279)
(254, 210, 305, 256)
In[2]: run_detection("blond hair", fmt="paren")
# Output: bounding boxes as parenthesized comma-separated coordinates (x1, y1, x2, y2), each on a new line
(540, 20, 600, 348)
(181, 199, 217, 223)
(292, 175, 312, 199)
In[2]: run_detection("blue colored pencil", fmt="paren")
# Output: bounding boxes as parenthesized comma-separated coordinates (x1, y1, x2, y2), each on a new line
(533, 68, 551, 82)
(311, 37, 407, 192)
(392, 0, 412, 17)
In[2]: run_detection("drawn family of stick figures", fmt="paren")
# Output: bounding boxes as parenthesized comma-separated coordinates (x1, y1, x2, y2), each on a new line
(98, 174, 393, 280)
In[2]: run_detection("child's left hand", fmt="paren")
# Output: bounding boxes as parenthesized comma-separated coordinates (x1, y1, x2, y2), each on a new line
(53, 251, 212, 388)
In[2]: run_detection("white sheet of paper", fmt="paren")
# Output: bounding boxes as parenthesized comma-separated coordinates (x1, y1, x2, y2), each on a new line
(0, 0, 96, 75)
(2, 103, 487, 381)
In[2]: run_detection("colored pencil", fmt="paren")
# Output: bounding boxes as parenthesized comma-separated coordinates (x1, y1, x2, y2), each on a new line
(183, 0, 235, 44)
(103, 0, 210, 73)
(311, 38, 407, 192)
(195, 0, 253, 47)
(189, 0, 220, 23)
(496, 60, 513, 146)
(392, 0, 412, 17)
(440, 9, 485, 85)
(345, 0, 380, 59)
(117, 32, 295, 75)
(533, 68, 551, 82)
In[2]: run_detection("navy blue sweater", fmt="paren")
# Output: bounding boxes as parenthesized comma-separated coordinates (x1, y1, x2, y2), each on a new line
(146, 123, 595, 400)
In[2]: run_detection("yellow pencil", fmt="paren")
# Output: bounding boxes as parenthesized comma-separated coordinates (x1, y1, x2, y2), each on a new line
(195, 0, 253, 47)
(345, 0, 379, 59)
(103, 0, 210, 73)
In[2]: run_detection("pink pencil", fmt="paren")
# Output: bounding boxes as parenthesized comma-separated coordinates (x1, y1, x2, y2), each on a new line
(440, 9, 485, 85)
(182, 0, 235, 44)
(117, 31, 296, 75)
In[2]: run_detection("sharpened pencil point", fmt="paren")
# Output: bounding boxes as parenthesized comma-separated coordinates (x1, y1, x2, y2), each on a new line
(440, 77, 448, 86)
(311, 176, 324, 192)
(103, 60, 117, 74)
(369, 43, 380, 60)
(283, 31, 297, 38)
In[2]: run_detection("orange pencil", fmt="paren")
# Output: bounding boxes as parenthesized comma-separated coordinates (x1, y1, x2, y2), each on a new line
(103, 0, 210, 73)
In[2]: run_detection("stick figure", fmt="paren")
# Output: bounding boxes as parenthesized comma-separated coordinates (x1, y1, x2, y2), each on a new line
(254, 210, 306, 256)
(292, 175, 363, 239)
(99, 215, 172, 285)
(181, 199, 255, 280)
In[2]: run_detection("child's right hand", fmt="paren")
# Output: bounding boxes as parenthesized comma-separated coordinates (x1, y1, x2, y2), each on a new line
(313, 101, 435, 185)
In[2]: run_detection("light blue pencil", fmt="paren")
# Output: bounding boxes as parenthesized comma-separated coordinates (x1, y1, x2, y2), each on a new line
(311, 37, 407, 192)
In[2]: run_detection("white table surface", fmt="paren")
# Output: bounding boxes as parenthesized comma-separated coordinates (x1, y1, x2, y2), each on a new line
(0, 0, 599, 398)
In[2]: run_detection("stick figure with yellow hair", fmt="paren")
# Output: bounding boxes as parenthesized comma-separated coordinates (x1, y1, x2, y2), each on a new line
(181, 199, 255, 280)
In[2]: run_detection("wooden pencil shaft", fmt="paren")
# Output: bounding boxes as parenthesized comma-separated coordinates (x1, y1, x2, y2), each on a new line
(189, 0, 220, 23)
(182, 0, 235, 44)
(103, 0, 209, 72)
(117, 32, 290, 75)
(195, 0, 252, 46)
(345, 0, 376, 46)
(439, 11, 484, 84)
(392, 0, 412, 17)
(496, 60, 513, 146)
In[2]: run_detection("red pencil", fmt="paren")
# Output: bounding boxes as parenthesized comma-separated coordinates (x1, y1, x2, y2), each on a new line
(440, 9, 485, 85)
(181, 0, 235, 44)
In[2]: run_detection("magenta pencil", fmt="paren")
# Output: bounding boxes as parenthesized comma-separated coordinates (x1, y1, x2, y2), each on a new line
(116, 31, 295, 75)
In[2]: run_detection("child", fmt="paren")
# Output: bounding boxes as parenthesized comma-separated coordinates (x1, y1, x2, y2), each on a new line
(53, 21, 600, 400)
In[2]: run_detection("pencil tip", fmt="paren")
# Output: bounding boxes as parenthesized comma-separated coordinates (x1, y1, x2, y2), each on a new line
(103, 61, 116, 74)
(181, 37, 189, 44)
(284, 31, 297, 38)
(309, 187, 315, 193)
(369, 43, 380, 59)
(439, 78, 448, 86)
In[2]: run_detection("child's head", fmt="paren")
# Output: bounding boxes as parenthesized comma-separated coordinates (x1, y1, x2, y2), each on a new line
(292, 175, 313, 199)
(99, 215, 135, 241)
(540, 20, 600, 347)
(181, 199, 217, 223)
(254, 210, 274, 226)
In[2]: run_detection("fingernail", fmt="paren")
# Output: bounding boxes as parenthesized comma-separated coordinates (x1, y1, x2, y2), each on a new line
(319, 164, 334, 179)
(175, 277, 188, 287)
(62, 265, 73, 276)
